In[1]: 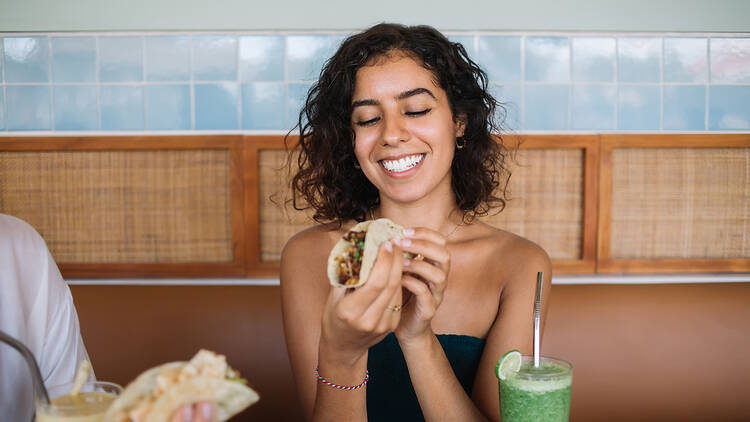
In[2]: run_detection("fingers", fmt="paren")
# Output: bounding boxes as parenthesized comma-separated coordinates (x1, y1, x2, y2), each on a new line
(361, 241, 404, 327)
(398, 232, 449, 270)
(403, 226, 447, 247)
(403, 257, 446, 288)
(195, 402, 215, 422)
(329, 284, 348, 302)
(170, 406, 192, 422)
(170, 402, 214, 422)
(346, 240, 396, 308)
(401, 275, 438, 319)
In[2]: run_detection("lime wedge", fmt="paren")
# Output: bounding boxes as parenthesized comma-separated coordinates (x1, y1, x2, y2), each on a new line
(495, 349, 522, 380)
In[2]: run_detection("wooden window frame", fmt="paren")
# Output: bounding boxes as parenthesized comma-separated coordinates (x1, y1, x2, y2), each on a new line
(244, 135, 287, 277)
(0, 136, 247, 277)
(243, 135, 599, 276)
(597, 134, 750, 273)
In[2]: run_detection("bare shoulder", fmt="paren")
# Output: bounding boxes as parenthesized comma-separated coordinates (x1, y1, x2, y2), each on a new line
(282, 223, 339, 260)
(464, 222, 551, 283)
(280, 222, 349, 290)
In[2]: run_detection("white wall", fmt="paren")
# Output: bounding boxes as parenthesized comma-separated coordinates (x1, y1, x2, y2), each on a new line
(1, 0, 749, 32)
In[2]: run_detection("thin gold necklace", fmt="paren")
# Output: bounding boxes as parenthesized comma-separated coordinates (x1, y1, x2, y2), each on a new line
(369, 209, 463, 239)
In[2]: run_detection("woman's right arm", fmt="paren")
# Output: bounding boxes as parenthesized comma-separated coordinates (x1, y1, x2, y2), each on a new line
(281, 230, 404, 421)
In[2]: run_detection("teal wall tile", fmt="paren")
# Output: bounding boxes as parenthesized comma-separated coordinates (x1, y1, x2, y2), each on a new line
(287, 35, 345, 81)
(479, 36, 521, 83)
(448, 35, 476, 60)
(618, 37, 661, 83)
(664, 38, 707, 83)
(53, 85, 98, 130)
(1, 39, 4, 82)
(571, 85, 615, 130)
(491, 84, 521, 131)
(287, 82, 313, 130)
(663, 85, 706, 130)
(524, 85, 569, 130)
(239, 35, 285, 81)
(242, 83, 285, 130)
(3, 37, 49, 83)
(192, 35, 237, 81)
(145, 36, 190, 81)
(572, 37, 615, 82)
(51, 37, 96, 82)
(99, 36, 143, 82)
(525, 37, 569, 82)
(617, 85, 660, 130)
(101, 85, 144, 130)
(145, 84, 191, 130)
(0, 89, 5, 130)
(709, 85, 750, 130)
(6, 85, 51, 130)
(194, 83, 239, 129)
(710, 38, 750, 83)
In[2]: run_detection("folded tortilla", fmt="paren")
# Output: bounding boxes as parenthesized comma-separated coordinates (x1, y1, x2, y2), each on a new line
(103, 350, 259, 422)
(327, 218, 405, 288)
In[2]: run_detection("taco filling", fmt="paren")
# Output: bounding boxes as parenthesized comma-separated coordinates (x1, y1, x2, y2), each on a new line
(336, 230, 367, 286)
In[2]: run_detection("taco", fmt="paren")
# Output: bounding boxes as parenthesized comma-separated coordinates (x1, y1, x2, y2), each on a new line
(327, 218, 406, 288)
(103, 349, 259, 422)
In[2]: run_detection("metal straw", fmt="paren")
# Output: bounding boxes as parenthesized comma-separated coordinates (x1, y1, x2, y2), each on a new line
(0, 329, 50, 405)
(533, 271, 544, 368)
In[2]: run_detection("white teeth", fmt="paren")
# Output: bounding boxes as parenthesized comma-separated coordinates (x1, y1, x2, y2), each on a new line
(381, 154, 424, 172)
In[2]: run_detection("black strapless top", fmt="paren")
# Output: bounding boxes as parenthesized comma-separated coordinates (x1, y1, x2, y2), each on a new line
(366, 332, 486, 421)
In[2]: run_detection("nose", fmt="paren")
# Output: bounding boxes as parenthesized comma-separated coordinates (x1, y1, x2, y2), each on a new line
(381, 113, 409, 146)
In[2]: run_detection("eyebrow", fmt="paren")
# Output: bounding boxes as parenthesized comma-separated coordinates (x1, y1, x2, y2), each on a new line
(352, 87, 437, 109)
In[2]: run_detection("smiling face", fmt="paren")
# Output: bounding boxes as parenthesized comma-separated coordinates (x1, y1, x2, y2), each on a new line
(351, 52, 465, 207)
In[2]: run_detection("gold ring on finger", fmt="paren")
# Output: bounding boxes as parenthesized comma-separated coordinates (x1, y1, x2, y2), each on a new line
(387, 304, 402, 312)
(414, 254, 424, 261)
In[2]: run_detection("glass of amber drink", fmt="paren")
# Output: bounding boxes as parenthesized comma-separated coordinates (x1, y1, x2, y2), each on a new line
(36, 381, 122, 422)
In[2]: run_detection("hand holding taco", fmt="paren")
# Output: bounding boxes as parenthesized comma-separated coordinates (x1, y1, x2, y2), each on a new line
(327, 218, 410, 288)
(103, 350, 259, 422)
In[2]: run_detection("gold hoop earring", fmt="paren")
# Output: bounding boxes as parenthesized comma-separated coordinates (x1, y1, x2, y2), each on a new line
(456, 137, 466, 150)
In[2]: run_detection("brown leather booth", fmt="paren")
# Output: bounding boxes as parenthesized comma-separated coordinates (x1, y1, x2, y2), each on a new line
(70, 282, 750, 421)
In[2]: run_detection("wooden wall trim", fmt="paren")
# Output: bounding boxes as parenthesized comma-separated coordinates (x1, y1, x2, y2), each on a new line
(3, 134, 748, 278)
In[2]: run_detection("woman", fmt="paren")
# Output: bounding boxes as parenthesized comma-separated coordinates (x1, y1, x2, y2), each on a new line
(281, 23, 551, 421)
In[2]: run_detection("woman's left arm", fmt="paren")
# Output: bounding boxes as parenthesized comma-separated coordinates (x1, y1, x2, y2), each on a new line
(471, 243, 552, 420)
(396, 230, 551, 421)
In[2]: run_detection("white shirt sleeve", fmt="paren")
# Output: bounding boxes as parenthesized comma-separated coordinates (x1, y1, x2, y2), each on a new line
(0, 214, 93, 422)
(36, 247, 94, 388)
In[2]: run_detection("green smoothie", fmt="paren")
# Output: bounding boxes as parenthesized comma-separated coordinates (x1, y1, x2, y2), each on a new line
(498, 356, 572, 422)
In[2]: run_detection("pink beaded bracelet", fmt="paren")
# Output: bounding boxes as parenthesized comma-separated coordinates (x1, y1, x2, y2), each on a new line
(315, 367, 369, 391)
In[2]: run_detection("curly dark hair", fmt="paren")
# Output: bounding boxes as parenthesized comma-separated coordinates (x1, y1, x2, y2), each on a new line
(288, 23, 511, 225)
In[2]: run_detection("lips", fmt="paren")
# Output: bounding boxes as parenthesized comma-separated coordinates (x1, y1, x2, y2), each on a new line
(379, 154, 425, 173)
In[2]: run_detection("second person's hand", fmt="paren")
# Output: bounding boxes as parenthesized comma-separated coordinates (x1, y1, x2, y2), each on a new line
(169, 402, 215, 422)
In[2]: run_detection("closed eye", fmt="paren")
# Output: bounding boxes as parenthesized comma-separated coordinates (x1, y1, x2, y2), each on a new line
(406, 109, 431, 117)
(355, 117, 380, 127)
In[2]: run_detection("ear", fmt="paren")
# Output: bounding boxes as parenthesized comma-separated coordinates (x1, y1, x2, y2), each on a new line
(454, 114, 467, 137)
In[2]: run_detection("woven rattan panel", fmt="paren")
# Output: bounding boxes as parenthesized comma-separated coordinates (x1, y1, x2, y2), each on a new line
(481, 149, 584, 260)
(611, 148, 750, 259)
(0, 150, 233, 263)
(260, 148, 583, 262)
(259, 150, 315, 262)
